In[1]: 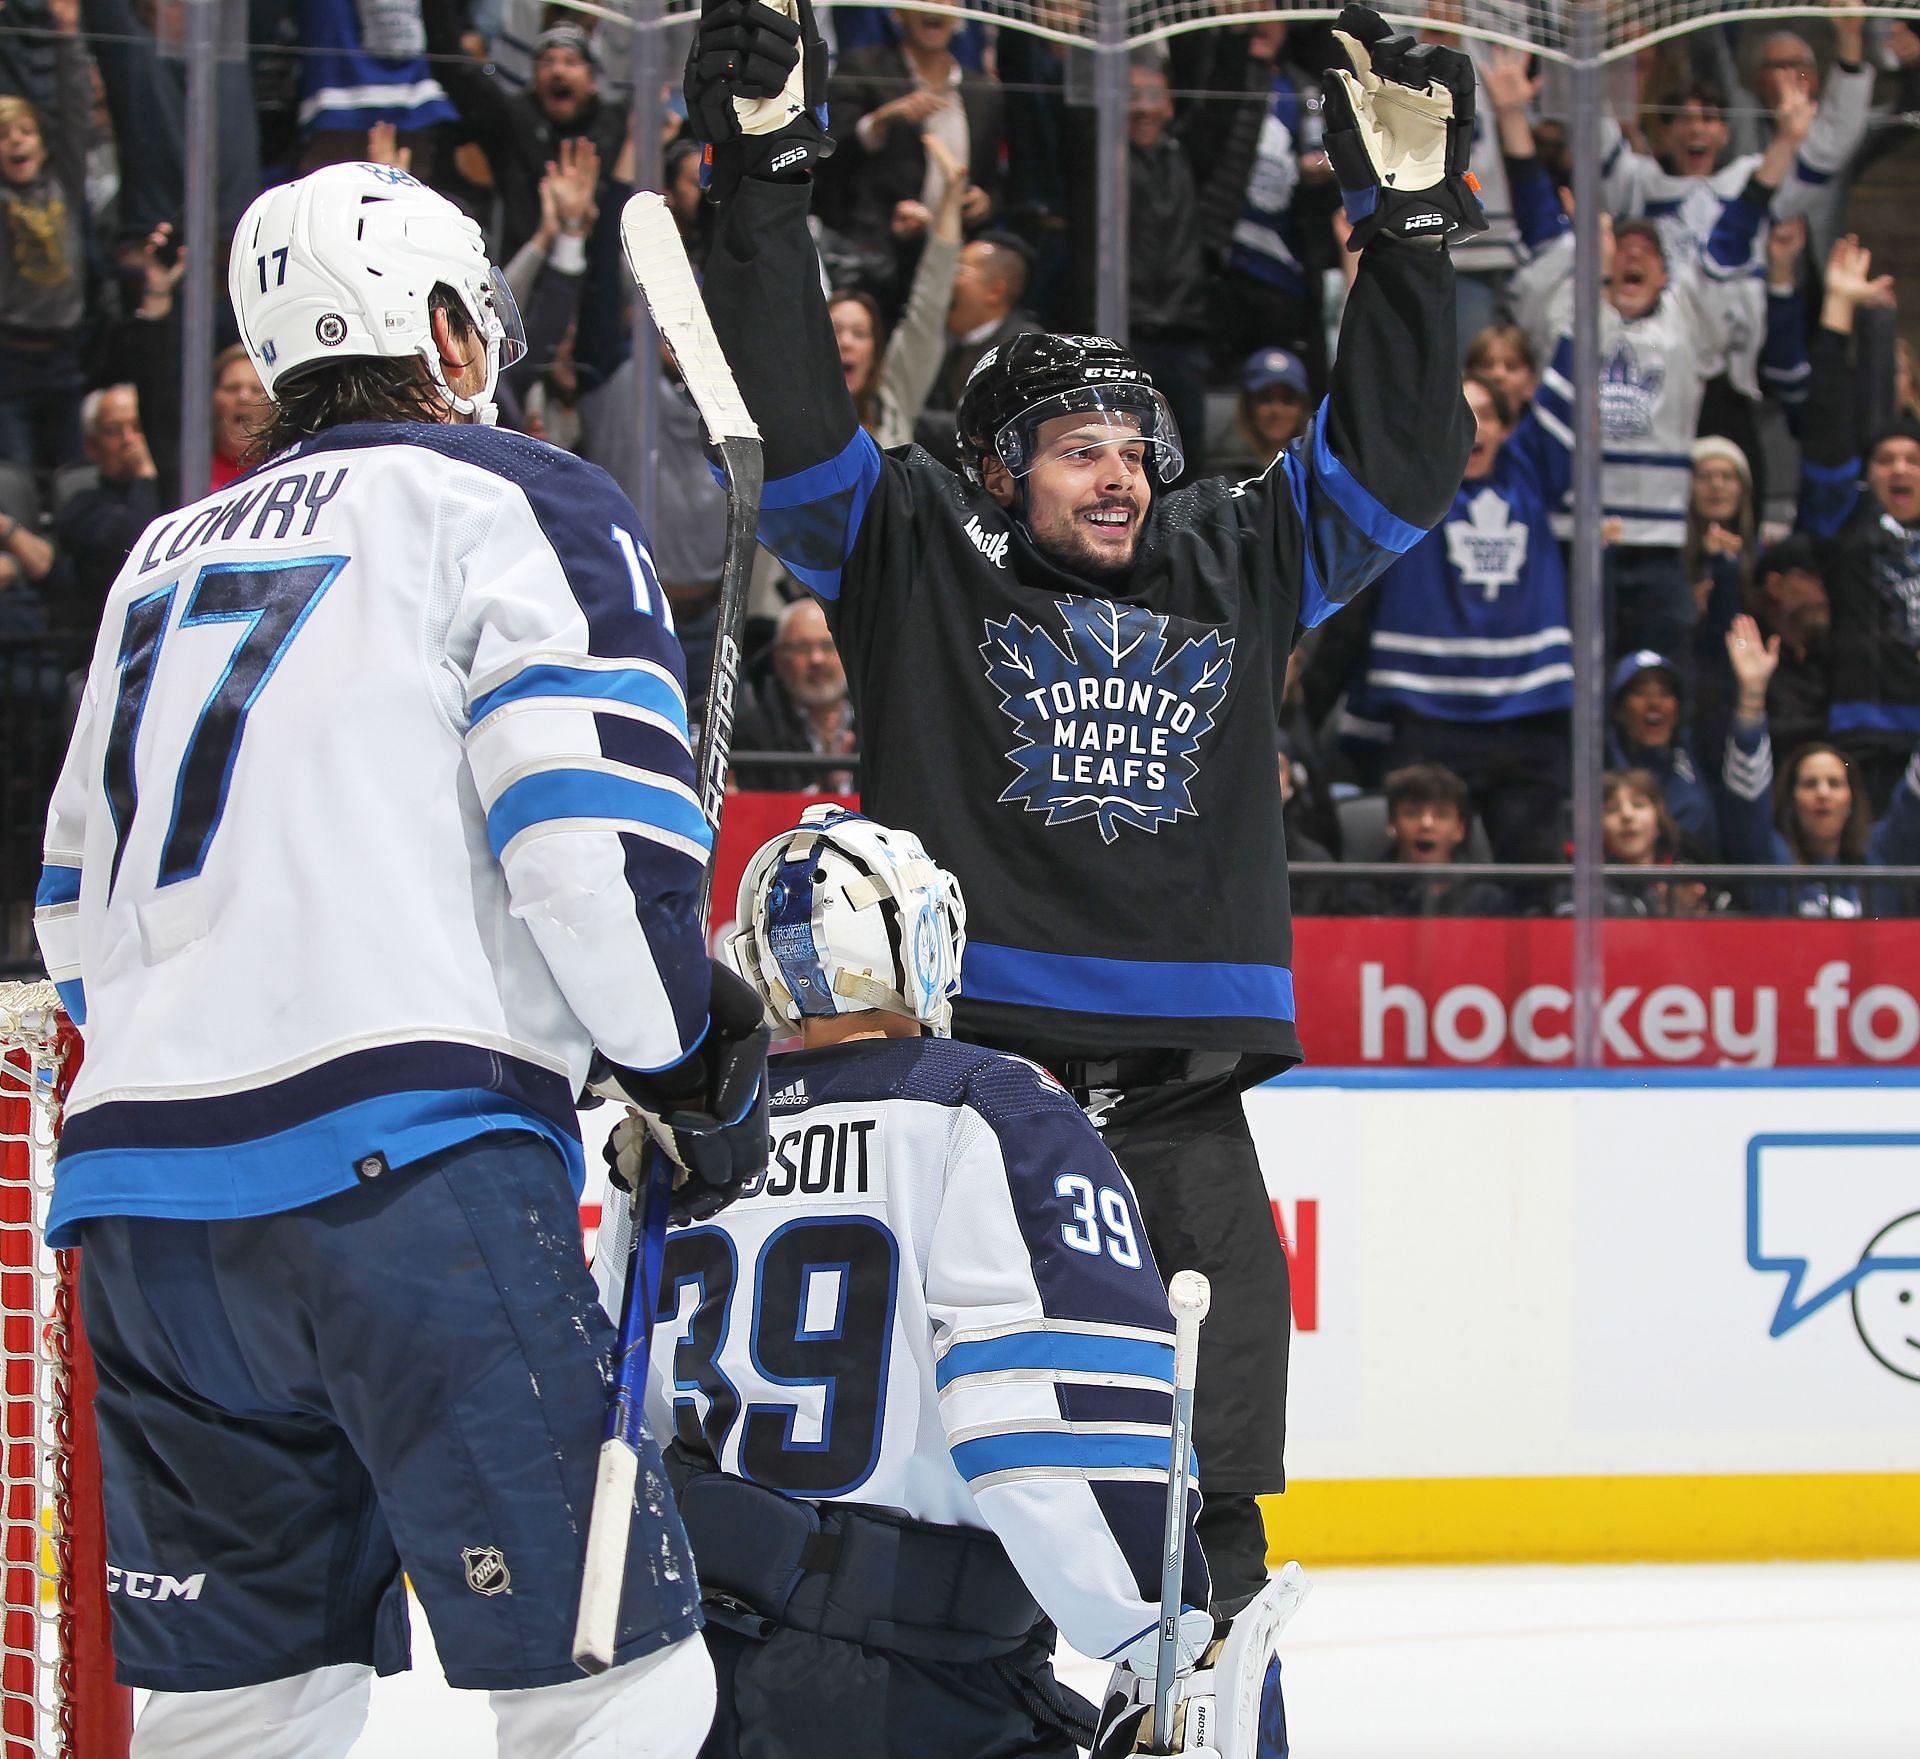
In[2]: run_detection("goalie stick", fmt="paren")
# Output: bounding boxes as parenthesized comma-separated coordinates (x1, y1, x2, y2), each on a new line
(572, 191, 764, 1676)
(1156, 1270, 1210, 1752)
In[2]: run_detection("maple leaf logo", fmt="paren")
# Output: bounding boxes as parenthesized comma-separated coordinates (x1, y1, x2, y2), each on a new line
(979, 597, 1233, 843)
(1598, 339, 1665, 441)
(1444, 485, 1530, 598)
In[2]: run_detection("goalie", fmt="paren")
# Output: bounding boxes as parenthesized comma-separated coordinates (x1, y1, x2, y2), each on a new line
(634, 804, 1307, 1758)
(686, 0, 1480, 1616)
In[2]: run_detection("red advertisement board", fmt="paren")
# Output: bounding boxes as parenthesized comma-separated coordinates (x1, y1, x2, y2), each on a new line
(714, 802, 1920, 1069)
(1291, 916, 1920, 1068)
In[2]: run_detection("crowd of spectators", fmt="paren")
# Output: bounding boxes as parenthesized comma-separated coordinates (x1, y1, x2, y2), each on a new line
(5, 0, 1920, 944)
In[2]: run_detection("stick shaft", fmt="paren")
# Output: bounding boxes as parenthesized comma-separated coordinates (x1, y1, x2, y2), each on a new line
(1153, 1271, 1210, 1749)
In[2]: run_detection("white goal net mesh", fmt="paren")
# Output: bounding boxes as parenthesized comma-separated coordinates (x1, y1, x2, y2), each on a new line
(0, 983, 82, 1759)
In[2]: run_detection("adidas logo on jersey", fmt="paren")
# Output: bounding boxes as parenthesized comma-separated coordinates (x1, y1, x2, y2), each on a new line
(771, 1078, 810, 1108)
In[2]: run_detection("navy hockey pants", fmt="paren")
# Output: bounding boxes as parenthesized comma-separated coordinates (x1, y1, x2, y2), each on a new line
(76, 1132, 701, 1693)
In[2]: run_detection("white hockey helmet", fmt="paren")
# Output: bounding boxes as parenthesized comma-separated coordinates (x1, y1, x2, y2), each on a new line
(228, 162, 526, 422)
(727, 805, 967, 1036)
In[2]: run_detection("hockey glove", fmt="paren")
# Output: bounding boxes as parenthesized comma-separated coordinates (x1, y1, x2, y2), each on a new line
(1321, 3, 1486, 252)
(684, 0, 833, 205)
(603, 960, 771, 1223)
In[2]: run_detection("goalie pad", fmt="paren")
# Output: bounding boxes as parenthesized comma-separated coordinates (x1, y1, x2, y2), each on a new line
(1091, 1566, 1310, 1758)
(1321, 3, 1485, 251)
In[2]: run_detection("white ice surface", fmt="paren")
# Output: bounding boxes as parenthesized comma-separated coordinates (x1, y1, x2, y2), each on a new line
(333, 1561, 1920, 1757)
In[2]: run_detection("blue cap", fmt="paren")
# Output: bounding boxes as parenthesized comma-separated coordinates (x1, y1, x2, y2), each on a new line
(1610, 650, 1683, 701)
(1242, 348, 1308, 397)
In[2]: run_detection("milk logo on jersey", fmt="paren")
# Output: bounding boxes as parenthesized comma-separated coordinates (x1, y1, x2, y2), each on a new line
(1445, 486, 1529, 598)
(462, 1546, 511, 1595)
(1598, 339, 1665, 441)
(980, 597, 1232, 843)
(965, 514, 1010, 567)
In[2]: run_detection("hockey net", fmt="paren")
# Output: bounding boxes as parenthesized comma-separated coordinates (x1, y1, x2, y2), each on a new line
(0, 984, 127, 1759)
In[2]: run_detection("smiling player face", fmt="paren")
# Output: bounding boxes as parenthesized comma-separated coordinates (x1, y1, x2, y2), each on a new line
(994, 411, 1153, 582)
(1850, 1211, 1920, 1382)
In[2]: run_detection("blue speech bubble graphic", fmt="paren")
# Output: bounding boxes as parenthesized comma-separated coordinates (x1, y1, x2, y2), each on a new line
(1746, 1134, 1920, 1338)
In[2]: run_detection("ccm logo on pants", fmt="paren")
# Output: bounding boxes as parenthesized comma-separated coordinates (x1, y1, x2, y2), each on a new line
(107, 1567, 206, 1602)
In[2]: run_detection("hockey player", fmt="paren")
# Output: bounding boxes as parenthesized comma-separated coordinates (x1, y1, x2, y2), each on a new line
(633, 804, 1303, 1758)
(683, 0, 1478, 1613)
(33, 162, 770, 1755)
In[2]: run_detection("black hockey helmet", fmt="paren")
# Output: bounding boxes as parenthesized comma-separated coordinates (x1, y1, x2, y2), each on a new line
(955, 332, 1185, 489)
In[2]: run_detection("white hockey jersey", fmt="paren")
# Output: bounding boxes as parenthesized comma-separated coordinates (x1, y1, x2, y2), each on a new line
(35, 422, 709, 1247)
(644, 1035, 1209, 1664)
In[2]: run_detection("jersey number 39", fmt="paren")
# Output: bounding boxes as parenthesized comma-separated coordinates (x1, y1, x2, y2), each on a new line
(658, 1216, 899, 1499)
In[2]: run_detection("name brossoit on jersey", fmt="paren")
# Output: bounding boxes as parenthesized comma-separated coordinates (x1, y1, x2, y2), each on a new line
(703, 174, 1470, 1064)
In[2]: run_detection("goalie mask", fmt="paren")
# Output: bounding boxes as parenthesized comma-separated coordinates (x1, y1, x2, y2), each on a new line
(229, 162, 526, 423)
(728, 806, 967, 1036)
(956, 332, 1184, 490)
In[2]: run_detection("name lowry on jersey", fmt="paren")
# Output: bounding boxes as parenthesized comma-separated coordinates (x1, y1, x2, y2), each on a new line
(129, 466, 352, 577)
(980, 596, 1233, 844)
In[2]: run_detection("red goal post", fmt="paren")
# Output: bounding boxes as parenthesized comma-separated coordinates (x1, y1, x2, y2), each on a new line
(0, 982, 129, 1759)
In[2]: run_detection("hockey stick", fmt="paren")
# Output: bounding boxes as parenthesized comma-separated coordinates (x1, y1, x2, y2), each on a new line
(572, 191, 764, 1676)
(1154, 1270, 1211, 1751)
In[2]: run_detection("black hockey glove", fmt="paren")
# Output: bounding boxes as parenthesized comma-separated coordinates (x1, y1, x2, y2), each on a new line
(684, 0, 833, 206)
(1321, 3, 1486, 252)
(603, 960, 771, 1223)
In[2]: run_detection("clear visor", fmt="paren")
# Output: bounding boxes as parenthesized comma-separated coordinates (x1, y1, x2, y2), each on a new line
(482, 265, 527, 370)
(995, 385, 1184, 484)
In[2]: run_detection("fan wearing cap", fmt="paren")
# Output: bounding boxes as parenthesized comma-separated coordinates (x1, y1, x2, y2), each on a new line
(686, 0, 1480, 1615)
(1209, 347, 1313, 480)
(422, 0, 627, 261)
(1608, 650, 1720, 857)
(1793, 231, 1920, 814)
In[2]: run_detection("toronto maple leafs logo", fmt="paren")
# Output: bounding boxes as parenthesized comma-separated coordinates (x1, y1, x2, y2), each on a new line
(980, 597, 1233, 843)
(1445, 486, 1529, 599)
(1598, 339, 1665, 441)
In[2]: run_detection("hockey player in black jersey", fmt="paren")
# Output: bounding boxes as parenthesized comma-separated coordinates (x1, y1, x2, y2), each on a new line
(630, 804, 1307, 1757)
(685, 0, 1477, 1609)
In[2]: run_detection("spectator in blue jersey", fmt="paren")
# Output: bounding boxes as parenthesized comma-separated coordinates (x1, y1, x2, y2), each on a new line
(1343, 372, 1571, 864)
(1792, 233, 1920, 816)
(1176, 15, 1335, 385)
(1209, 346, 1312, 482)
(1338, 764, 1511, 918)
(1609, 650, 1721, 857)
(422, 4, 628, 262)
(1465, 321, 1537, 411)
(1718, 614, 1920, 917)
(296, 0, 456, 170)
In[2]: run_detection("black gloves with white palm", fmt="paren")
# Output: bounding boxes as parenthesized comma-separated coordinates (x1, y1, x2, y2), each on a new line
(683, 0, 833, 203)
(1321, 3, 1487, 250)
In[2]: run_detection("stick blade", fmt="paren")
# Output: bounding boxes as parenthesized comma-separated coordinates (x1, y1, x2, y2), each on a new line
(619, 190, 760, 447)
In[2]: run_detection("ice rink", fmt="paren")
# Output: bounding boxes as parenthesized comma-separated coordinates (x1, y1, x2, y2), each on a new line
(340, 1559, 1920, 1757)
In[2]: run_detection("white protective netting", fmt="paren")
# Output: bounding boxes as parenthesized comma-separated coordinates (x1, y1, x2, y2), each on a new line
(559, 0, 1913, 65)
(0, 983, 82, 1759)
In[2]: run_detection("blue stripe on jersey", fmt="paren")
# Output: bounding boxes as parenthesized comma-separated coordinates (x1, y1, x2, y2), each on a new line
(756, 431, 885, 604)
(35, 864, 80, 908)
(935, 1330, 1175, 1390)
(54, 978, 86, 1027)
(1794, 156, 1831, 187)
(1829, 702, 1920, 735)
(951, 1430, 1196, 1482)
(1800, 458, 1859, 484)
(469, 663, 689, 740)
(963, 942, 1296, 1023)
(1309, 406, 1429, 553)
(46, 1086, 586, 1250)
(485, 768, 713, 859)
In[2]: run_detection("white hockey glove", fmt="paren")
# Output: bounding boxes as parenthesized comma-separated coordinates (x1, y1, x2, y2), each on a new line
(1090, 1568, 1310, 1759)
(1320, 3, 1486, 251)
(684, 0, 833, 204)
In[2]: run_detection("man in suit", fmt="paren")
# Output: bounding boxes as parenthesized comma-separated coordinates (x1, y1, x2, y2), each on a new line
(910, 232, 1035, 467)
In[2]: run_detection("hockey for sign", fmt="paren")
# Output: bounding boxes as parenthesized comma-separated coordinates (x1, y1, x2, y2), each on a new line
(571, 195, 765, 1677)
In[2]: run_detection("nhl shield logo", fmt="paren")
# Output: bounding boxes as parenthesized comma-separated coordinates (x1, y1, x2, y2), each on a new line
(462, 1546, 511, 1596)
